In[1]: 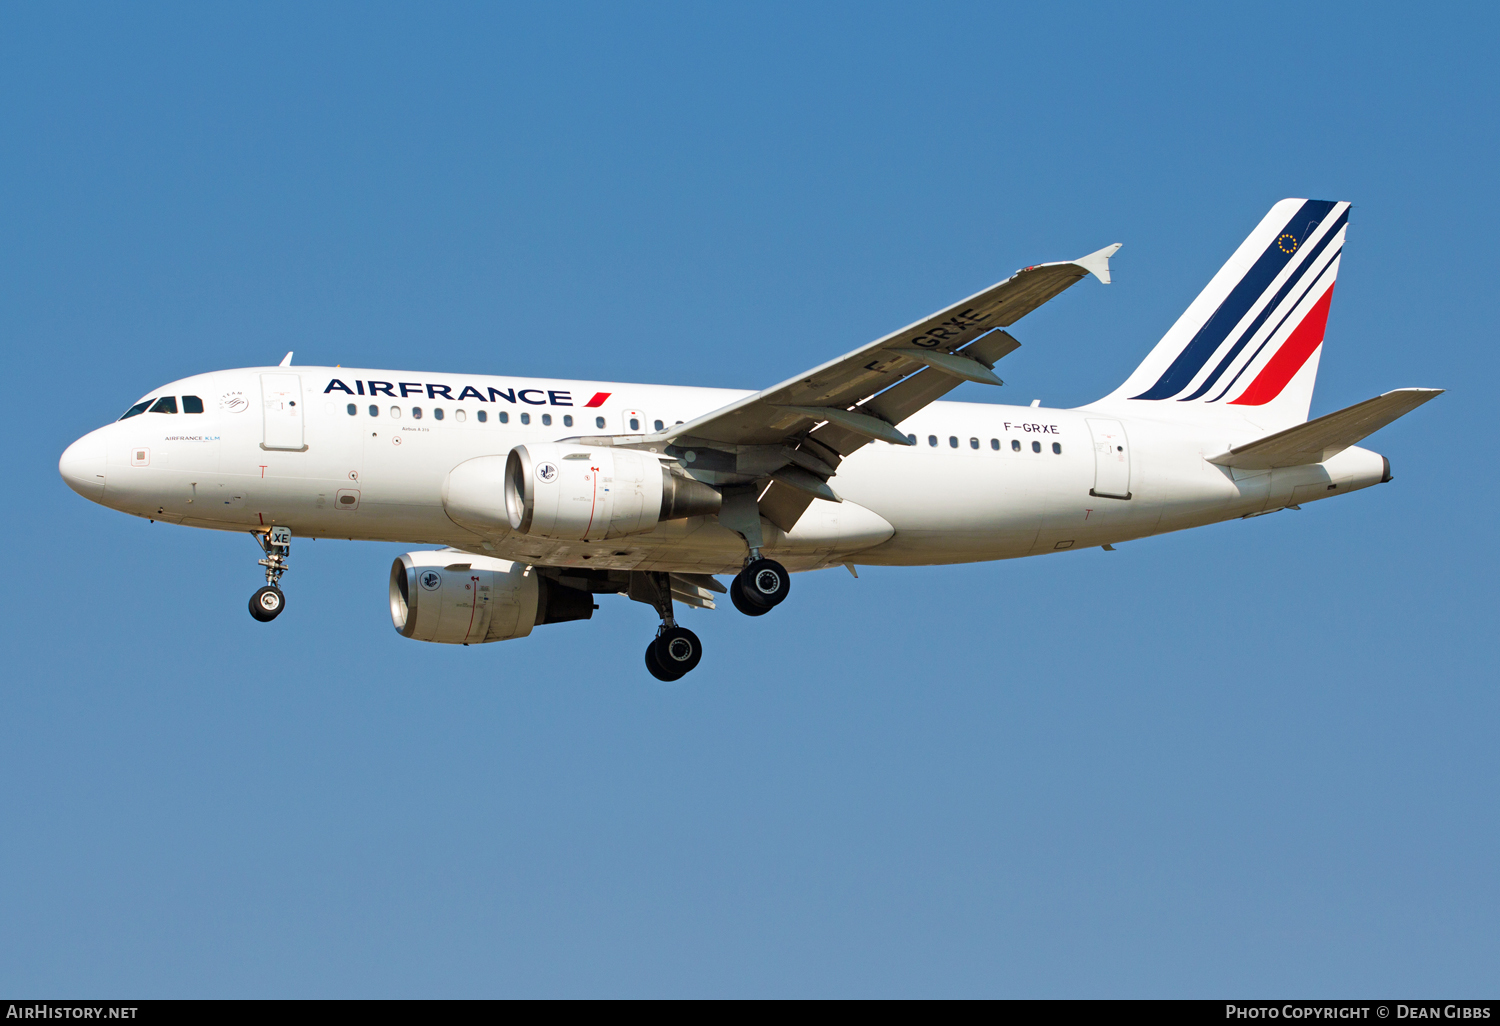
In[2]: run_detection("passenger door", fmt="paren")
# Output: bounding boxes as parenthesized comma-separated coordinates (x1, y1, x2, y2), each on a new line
(1087, 418, 1131, 499)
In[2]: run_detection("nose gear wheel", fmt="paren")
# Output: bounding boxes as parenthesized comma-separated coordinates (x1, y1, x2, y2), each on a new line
(249, 586, 286, 621)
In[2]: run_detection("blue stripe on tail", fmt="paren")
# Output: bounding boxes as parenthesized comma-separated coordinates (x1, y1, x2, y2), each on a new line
(1129, 200, 1337, 401)
(1178, 207, 1349, 401)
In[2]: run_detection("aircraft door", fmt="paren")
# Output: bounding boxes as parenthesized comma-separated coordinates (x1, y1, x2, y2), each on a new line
(261, 374, 306, 451)
(622, 409, 647, 434)
(1087, 418, 1131, 499)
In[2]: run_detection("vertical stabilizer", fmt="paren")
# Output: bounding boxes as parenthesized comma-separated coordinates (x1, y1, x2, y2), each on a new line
(1093, 199, 1350, 432)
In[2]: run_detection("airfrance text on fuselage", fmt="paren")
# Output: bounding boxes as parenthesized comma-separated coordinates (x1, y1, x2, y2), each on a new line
(323, 379, 611, 408)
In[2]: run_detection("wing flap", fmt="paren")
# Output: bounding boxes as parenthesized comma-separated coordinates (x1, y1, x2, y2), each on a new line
(1208, 388, 1443, 469)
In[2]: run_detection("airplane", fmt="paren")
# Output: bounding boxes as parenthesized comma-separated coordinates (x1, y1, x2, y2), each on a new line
(58, 198, 1441, 680)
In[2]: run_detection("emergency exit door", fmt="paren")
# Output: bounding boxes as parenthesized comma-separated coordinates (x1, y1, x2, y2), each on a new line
(261, 373, 306, 451)
(1087, 418, 1131, 499)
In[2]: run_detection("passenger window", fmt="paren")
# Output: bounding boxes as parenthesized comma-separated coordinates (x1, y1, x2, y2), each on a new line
(368, 405, 379, 417)
(119, 400, 153, 420)
(434, 408, 444, 421)
(148, 396, 178, 414)
(629, 417, 640, 430)
(520, 412, 530, 425)
(654, 419, 664, 431)
(969, 437, 979, 449)
(390, 406, 402, 419)
(412, 407, 423, 419)
(990, 438, 999, 450)
(928, 435, 938, 447)
(1031, 440, 1041, 453)
(182, 396, 204, 414)
(564, 415, 573, 427)
(499, 411, 509, 424)
(595, 416, 605, 429)
(477, 410, 487, 423)
(1052, 442, 1062, 454)
(541, 413, 551, 426)
(907, 434, 917, 444)
(455, 409, 465, 422)
(949, 436, 958, 448)
(1011, 439, 1021, 452)
(347, 404, 357, 415)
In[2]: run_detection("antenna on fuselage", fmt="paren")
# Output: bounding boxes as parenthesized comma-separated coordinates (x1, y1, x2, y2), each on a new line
(279, 352, 293, 367)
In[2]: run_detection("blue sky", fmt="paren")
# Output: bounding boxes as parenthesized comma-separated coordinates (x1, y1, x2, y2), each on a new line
(2, 3, 1495, 997)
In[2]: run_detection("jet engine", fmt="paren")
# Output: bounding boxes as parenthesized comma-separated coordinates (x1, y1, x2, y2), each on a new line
(443, 443, 720, 541)
(389, 550, 595, 644)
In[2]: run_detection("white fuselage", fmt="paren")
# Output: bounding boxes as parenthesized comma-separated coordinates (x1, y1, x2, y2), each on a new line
(59, 366, 1388, 574)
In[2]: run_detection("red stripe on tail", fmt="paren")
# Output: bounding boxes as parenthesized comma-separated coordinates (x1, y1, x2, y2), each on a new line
(1229, 284, 1335, 406)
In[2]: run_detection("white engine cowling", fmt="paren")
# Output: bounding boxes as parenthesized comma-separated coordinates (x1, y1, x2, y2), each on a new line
(507, 443, 661, 540)
(390, 550, 598, 644)
(390, 551, 539, 644)
(443, 443, 720, 542)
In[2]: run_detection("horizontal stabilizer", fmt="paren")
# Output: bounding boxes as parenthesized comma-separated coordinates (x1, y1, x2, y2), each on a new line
(1208, 388, 1443, 469)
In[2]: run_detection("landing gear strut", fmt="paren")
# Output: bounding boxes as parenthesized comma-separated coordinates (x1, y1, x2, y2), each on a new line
(731, 557, 790, 616)
(249, 526, 290, 622)
(633, 571, 703, 681)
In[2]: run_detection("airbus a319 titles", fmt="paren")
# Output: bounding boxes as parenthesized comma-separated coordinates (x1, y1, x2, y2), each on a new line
(59, 199, 1441, 680)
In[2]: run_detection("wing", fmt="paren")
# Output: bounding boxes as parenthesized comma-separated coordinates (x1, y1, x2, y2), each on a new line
(645, 244, 1119, 530)
(663, 243, 1120, 452)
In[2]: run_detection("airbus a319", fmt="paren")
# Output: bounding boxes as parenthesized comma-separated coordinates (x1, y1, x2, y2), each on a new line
(59, 199, 1440, 680)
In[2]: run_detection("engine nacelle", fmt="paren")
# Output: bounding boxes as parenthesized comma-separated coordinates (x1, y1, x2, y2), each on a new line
(445, 443, 719, 542)
(389, 551, 595, 644)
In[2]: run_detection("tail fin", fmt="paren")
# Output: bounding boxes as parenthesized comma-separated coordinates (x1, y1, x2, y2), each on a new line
(1097, 198, 1351, 431)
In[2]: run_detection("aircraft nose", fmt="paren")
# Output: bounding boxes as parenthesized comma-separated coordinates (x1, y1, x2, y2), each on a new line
(59, 430, 107, 502)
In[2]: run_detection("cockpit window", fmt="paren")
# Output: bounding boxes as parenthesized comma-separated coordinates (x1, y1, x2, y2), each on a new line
(182, 395, 204, 414)
(148, 396, 178, 414)
(119, 400, 153, 420)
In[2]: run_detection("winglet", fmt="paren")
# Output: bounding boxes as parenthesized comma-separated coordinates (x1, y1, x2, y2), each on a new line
(1073, 243, 1121, 284)
(279, 352, 294, 367)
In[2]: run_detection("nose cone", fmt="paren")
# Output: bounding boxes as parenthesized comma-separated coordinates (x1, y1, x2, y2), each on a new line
(60, 430, 107, 502)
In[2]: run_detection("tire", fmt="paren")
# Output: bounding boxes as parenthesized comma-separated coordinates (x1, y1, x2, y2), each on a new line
(652, 625, 703, 675)
(645, 640, 685, 681)
(249, 586, 285, 622)
(734, 558, 790, 610)
(730, 579, 771, 616)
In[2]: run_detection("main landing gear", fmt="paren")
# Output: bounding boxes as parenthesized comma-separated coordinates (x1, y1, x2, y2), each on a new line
(249, 526, 291, 622)
(645, 625, 703, 682)
(730, 557, 790, 616)
(633, 570, 703, 682)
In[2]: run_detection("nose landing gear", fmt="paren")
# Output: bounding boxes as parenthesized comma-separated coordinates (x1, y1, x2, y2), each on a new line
(249, 526, 291, 622)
